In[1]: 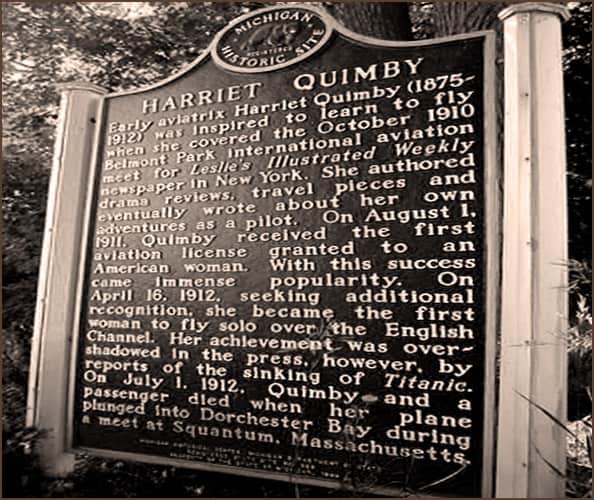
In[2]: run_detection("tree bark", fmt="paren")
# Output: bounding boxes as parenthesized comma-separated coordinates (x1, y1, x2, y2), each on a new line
(432, 2, 504, 36)
(432, 2, 505, 184)
(322, 2, 412, 40)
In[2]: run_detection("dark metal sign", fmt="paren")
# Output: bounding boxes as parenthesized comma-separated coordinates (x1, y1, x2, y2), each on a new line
(68, 5, 497, 496)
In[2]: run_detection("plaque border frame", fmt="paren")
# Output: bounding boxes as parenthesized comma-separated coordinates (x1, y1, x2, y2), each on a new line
(61, 5, 499, 497)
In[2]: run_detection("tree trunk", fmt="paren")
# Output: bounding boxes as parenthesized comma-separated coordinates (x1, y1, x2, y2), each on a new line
(432, 2, 504, 36)
(322, 2, 412, 40)
(433, 2, 505, 185)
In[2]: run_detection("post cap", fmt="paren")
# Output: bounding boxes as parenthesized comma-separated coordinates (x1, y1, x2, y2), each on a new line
(499, 3, 571, 22)
(55, 81, 108, 95)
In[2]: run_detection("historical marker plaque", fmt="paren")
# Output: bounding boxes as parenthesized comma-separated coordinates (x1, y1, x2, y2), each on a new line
(68, 5, 497, 496)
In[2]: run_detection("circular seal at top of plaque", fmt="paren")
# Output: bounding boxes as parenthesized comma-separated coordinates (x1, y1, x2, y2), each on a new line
(212, 5, 331, 73)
